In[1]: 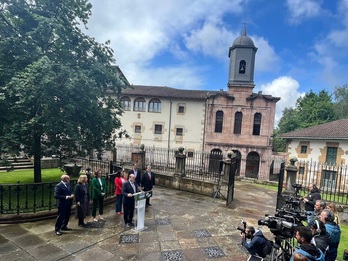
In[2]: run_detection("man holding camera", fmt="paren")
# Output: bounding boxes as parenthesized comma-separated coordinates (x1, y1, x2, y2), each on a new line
(240, 226, 269, 258)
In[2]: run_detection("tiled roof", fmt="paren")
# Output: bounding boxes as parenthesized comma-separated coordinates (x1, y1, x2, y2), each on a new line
(247, 92, 281, 102)
(280, 119, 348, 139)
(122, 85, 280, 102)
(122, 85, 219, 100)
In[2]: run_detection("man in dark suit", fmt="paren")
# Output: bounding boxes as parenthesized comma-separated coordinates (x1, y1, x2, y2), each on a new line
(128, 163, 141, 185)
(122, 173, 139, 228)
(141, 165, 155, 206)
(54, 174, 74, 235)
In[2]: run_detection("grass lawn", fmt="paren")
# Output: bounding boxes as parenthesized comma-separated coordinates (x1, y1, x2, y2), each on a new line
(0, 168, 77, 184)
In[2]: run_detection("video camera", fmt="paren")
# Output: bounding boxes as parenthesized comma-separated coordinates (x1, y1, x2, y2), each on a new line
(258, 214, 297, 239)
(275, 208, 307, 226)
(237, 220, 247, 234)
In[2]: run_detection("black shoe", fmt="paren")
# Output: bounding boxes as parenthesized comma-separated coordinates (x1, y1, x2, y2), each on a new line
(55, 230, 62, 236)
(130, 222, 135, 227)
(78, 224, 87, 227)
(61, 227, 72, 231)
(146, 203, 152, 206)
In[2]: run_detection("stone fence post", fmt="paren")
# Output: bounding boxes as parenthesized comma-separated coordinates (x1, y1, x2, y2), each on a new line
(131, 144, 146, 170)
(175, 147, 186, 177)
(285, 158, 298, 193)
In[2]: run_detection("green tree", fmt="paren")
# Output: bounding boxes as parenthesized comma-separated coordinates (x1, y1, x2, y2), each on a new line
(273, 90, 336, 152)
(296, 90, 336, 128)
(0, 0, 128, 182)
(333, 84, 348, 119)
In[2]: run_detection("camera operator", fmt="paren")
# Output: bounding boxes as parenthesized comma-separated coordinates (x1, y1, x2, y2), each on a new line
(310, 220, 329, 256)
(240, 226, 268, 258)
(320, 209, 341, 261)
(303, 184, 321, 224)
(290, 227, 324, 261)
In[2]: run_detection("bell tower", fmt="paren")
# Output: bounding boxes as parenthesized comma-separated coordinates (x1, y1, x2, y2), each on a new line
(228, 25, 257, 95)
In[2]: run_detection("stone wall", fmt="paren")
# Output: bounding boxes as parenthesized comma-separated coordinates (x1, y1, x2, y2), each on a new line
(41, 158, 60, 169)
(155, 172, 215, 196)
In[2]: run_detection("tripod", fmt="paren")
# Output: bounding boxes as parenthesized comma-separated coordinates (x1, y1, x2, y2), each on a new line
(211, 171, 226, 200)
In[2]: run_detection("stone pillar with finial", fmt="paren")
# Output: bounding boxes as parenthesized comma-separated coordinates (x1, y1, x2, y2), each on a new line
(285, 156, 298, 193)
(131, 144, 146, 171)
(175, 147, 186, 177)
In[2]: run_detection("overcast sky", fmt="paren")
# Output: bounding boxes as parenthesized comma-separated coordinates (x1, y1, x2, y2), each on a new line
(84, 0, 348, 125)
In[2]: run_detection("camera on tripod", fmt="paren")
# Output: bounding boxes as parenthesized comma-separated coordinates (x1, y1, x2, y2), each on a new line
(275, 208, 307, 226)
(237, 220, 247, 234)
(258, 214, 296, 239)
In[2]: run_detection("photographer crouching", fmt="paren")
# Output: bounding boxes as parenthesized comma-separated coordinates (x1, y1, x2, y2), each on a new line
(240, 226, 270, 258)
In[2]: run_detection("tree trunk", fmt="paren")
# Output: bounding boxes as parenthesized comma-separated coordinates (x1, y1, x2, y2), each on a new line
(33, 132, 42, 183)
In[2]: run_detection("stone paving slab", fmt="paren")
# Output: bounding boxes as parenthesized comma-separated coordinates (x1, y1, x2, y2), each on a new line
(0, 181, 277, 261)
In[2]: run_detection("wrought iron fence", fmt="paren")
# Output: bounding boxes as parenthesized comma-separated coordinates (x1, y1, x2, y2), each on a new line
(0, 173, 117, 215)
(295, 160, 348, 205)
(115, 144, 226, 182)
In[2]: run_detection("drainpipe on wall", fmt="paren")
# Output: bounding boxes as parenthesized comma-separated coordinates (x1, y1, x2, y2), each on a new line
(202, 93, 209, 152)
(167, 98, 172, 167)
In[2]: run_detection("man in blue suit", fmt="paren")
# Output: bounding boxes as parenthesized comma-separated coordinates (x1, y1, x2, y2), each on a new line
(54, 174, 74, 235)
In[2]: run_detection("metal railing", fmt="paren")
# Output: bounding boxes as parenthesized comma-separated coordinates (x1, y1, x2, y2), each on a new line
(294, 160, 348, 205)
(0, 173, 117, 215)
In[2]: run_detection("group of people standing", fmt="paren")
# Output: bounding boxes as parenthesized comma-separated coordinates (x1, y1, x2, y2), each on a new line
(54, 169, 107, 235)
(54, 163, 155, 235)
(114, 164, 155, 228)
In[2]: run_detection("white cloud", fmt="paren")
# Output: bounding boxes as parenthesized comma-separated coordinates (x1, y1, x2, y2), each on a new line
(286, 0, 323, 24)
(259, 76, 304, 126)
(184, 22, 235, 59)
(85, 0, 246, 87)
(253, 37, 280, 73)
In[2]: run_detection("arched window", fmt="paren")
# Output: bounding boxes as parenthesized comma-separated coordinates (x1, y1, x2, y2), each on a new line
(233, 111, 242, 134)
(148, 98, 161, 113)
(133, 97, 146, 112)
(253, 113, 262, 135)
(215, 111, 223, 133)
(121, 96, 131, 111)
(239, 60, 246, 74)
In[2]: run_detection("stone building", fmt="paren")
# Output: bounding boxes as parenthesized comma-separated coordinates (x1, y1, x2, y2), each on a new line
(117, 26, 281, 180)
(203, 26, 280, 180)
(281, 119, 348, 189)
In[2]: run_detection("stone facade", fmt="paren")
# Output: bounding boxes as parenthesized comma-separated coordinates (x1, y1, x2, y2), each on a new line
(116, 26, 281, 181)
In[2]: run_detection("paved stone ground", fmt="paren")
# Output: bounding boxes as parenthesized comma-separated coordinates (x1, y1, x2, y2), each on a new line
(0, 181, 277, 261)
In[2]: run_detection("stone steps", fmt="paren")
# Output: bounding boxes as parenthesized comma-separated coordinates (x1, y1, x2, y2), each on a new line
(0, 157, 33, 171)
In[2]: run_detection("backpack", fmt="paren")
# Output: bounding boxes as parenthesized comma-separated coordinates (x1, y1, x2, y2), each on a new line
(261, 239, 274, 257)
(295, 248, 325, 261)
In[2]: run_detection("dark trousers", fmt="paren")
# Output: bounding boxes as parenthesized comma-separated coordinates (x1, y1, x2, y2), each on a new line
(115, 194, 123, 212)
(123, 201, 135, 224)
(55, 205, 71, 231)
(92, 197, 104, 217)
(78, 218, 85, 226)
(146, 197, 151, 205)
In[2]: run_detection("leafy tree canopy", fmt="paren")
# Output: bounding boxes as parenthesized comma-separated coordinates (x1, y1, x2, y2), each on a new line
(0, 0, 128, 182)
(273, 90, 336, 152)
(333, 84, 348, 120)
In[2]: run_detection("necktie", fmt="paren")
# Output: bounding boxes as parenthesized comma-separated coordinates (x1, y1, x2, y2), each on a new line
(131, 182, 135, 193)
(148, 173, 151, 180)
